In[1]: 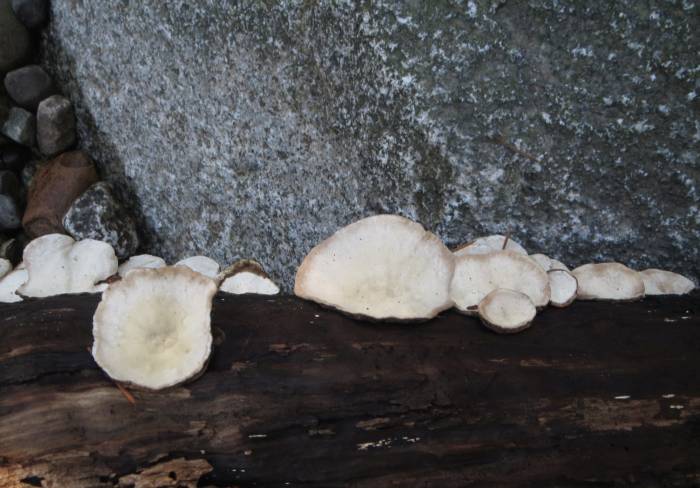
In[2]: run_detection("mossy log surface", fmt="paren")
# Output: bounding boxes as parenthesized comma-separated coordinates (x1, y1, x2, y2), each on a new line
(1, 293, 699, 487)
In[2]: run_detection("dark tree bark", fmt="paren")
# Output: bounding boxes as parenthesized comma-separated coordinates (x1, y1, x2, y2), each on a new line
(1, 292, 699, 487)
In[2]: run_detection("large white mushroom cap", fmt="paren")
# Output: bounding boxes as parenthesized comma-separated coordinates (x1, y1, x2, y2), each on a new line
(294, 214, 455, 321)
(640, 269, 695, 295)
(572, 263, 645, 301)
(450, 250, 550, 313)
(18, 234, 118, 297)
(92, 266, 217, 390)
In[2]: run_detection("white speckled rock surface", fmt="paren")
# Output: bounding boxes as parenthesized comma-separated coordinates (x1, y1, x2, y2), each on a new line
(41, 1, 699, 288)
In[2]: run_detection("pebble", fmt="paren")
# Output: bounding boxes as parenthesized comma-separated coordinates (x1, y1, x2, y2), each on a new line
(0, 170, 20, 230)
(1, 107, 34, 146)
(63, 181, 139, 259)
(20, 157, 42, 186)
(37, 95, 76, 156)
(22, 150, 98, 237)
(10, 0, 47, 29)
(0, 144, 30, 172)
(4, 65, 55, 111)
(0, 0, 32, 73)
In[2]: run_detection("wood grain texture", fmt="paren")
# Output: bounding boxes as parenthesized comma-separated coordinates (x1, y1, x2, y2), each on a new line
(1, 292, 699, 487)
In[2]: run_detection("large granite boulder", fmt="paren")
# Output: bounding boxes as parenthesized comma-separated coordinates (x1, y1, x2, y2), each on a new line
(42, 1, 700, 287)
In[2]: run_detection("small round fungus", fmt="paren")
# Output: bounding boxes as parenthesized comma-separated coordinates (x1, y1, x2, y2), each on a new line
(548, 269, 578, 307)
(219, 260, 280, 295)
(175, 255, 220, 279)
(454, 235, 527, 257)
(478, 288, 536, 334)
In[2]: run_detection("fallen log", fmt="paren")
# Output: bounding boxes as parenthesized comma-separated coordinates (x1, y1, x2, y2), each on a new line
(1, 293, 699, 487)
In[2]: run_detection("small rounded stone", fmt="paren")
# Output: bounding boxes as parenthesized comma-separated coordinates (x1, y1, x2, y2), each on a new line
(37, 95, 76, 156)
(0, 0, 32, 73)
(3, 65, 54, 111)
(10, 0, 47, 29)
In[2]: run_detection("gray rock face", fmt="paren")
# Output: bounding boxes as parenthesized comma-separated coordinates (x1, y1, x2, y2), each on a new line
(63, 181, 139, 259)
(1, 107, 34, 146)
(37, 94, 75, 156)
(4, 65, 54, 111)
(0, 0, 31, 73)
(11, 0, 47, 30)
(42, 1, 700, 287)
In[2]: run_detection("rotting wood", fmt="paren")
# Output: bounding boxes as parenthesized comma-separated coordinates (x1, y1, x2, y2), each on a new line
(1, 292, 699, 487)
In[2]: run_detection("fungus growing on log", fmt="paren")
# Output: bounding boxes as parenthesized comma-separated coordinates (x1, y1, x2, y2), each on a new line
(219, 259, 280, 295)
(92, 266, 217, 390)
(18, 234, 117, 297)
(294, 214, 454, 321)
(640, 269, 695, 295)
(454, 234, 528, 256)
(175, 255, 220, 279)
(0, 267, 28, 302)
(0, 257, 10, 279)
(118, 254, 166, 277)
(450, 250, 550, 314)
(477, 288, 536, 334)
(572, 263, 645, 301)
(547, 269, 578, 307)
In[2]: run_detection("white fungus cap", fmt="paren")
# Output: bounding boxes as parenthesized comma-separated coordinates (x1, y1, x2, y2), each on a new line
(454, 235, 528, 257)
(219, 260, 280, 295)
(92, 266, 217, 390)
(118, 254, 167, 277)
(548, 269, 578, 307)
(572, 263, 645, 301)
(175, 256, 220, 279)
(0, 268, 29, 303)
(0, 258, 10, 280)
(450, 250, 550, 314)
(294, 214, 455, 321)
(478, 288, 536, 334)
(18, 234, 118, 297)
(640, 269, 695, 295)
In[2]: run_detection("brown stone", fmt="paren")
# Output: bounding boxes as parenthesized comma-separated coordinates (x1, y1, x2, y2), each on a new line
(22, 150, 99, 238)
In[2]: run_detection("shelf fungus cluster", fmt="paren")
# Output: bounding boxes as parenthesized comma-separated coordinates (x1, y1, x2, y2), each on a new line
(0, 214, 696, 389)
(294, 215, 695, 333)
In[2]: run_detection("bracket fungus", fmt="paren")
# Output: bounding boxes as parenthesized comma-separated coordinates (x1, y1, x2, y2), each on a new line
(639, 269, 695, 295)
(219, 259, 280, 295)
(118, 254, 167, 277)
(547, 269, 578, 307)
(0, 257, 10, 279)
(450, 250, 550, 314)
(478, 288, 536, 334)
(175, 255, 220, 279)
(572, 263, 645, 301)
(92, 266, 217, 390)
(0, 267, 28, 303)
(294, 214, 454, 321)
(18, 234, 117, 297)
(454, 235, 528, 256)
